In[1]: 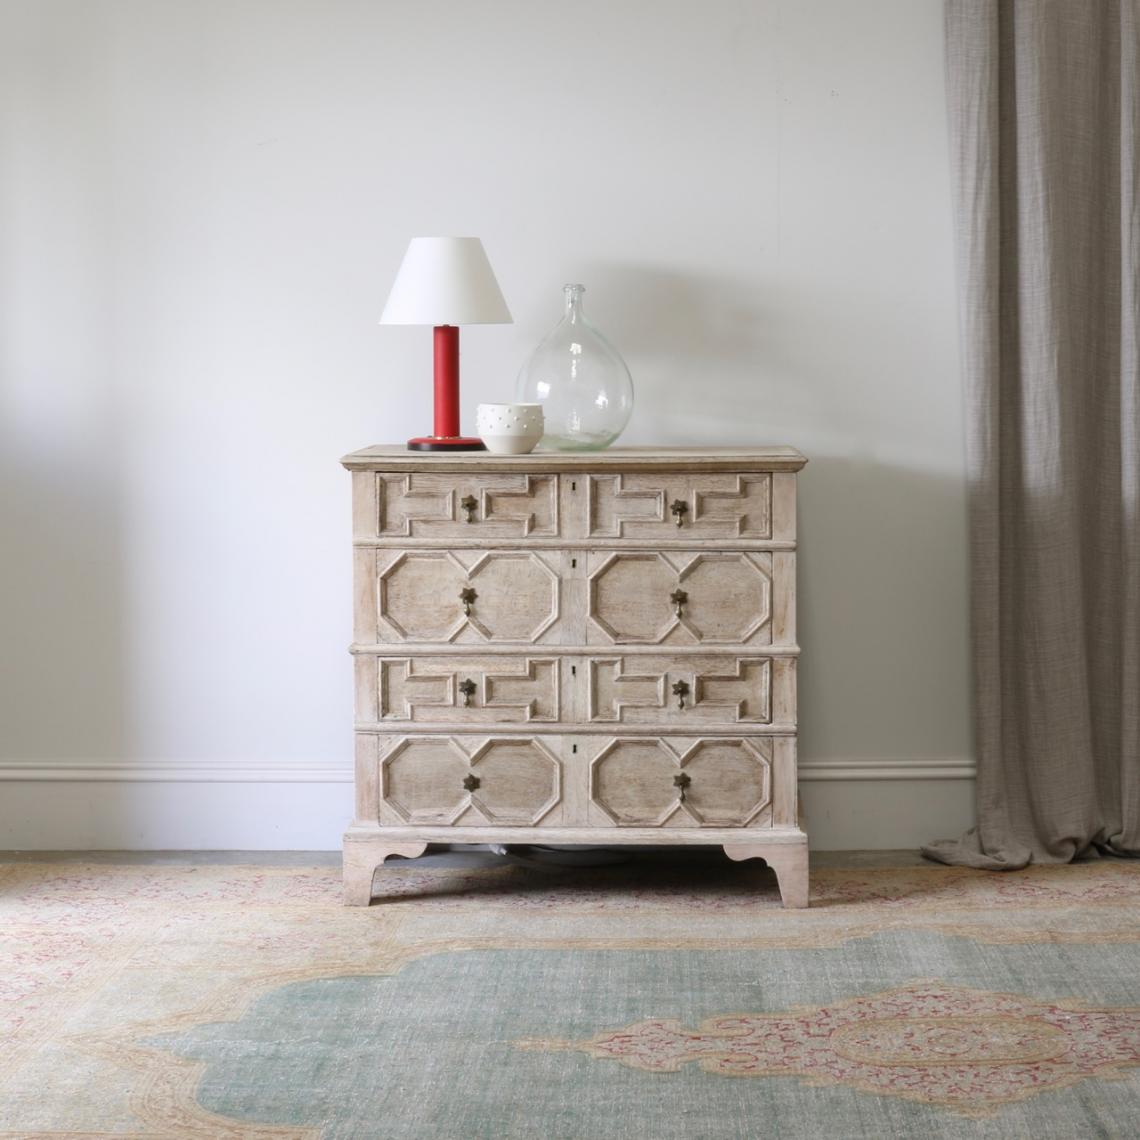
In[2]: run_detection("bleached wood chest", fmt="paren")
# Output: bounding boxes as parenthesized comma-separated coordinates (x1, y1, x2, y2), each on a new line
(341, 445, 809, 906)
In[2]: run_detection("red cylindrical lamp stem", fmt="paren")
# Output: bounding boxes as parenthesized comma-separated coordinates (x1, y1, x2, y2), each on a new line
(432, 325, 460, 439)
(408, 324, 483, 450)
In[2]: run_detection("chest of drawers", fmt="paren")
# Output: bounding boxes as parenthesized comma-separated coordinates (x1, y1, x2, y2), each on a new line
(340, 446, 809, 907)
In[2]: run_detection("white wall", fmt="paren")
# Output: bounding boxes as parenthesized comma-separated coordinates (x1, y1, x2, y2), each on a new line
(0, 0, 972, 850)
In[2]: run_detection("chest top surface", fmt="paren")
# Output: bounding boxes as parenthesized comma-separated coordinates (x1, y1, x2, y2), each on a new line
(341, 445, 808, 472)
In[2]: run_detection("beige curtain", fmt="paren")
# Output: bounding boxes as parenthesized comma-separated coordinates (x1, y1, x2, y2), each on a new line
(924, 0, 1140, 868)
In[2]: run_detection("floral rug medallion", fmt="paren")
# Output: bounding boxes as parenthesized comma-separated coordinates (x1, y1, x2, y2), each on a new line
(520, 980, 1140, 1117)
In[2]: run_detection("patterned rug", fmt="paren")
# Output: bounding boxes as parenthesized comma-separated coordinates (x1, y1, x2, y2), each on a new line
(2, 852, 1140, 1138)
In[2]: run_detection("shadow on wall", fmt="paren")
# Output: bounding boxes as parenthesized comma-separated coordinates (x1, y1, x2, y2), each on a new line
(576, 263, 771, 362)
(797, 457, 972, 763)
(0, 0, 136, 842)
(554, 263, 972, 764)
(538, 263, 774, 442)
(543, 261, 838, 445)
(0, 429, 127, 773)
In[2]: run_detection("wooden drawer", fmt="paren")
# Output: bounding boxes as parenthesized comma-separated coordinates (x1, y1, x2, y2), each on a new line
(585, 550, 793, 646)
(358, 652, 794, 729)
(359, 548, 569, 645)
(584, 472, 778, 541)
(584, 653, 794, 726)
(355, 471, 560, 541)
(360, 732, 794, 831)
(371, 734, 568, 827)
(580, 734, 796, 829)
(357, 655, 564, 725)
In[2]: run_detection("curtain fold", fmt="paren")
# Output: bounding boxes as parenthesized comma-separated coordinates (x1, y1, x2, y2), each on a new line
(924, 0, 1140, 868)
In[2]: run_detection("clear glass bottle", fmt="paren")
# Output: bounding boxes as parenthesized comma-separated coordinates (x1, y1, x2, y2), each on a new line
(515, 284, 633, 450)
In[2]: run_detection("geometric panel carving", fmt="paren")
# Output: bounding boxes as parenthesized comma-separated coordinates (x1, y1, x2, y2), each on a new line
(692, 474, 771, 538)
(586, 475, 663, 536)
(589, 553, 677, 643)
(588, 659, 665, 722)
(589, 738, 680, 826)
(381, 736, 562, 826)
(379, 552, 468, 642)
(588, 737, 771, 827)
(587, 552, 772, 645)
(467, 553, 559, 643)
(376, 473, 558, 538)
(679, 555, 770, 642)
(381, 737, 470, 824)
(678, 738, 770, 825)
(379, 658, 451, 717)
(588, 655, 771, 724)
(692, 658, 772, 722)
(586, 473, 771, 539)
(469, 737, 561, 824)
(376, 551, 560, 644)
(379, 657, 559, 723)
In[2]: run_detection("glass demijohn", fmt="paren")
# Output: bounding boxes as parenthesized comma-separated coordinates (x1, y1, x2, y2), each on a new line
(515, 284, 633, 450)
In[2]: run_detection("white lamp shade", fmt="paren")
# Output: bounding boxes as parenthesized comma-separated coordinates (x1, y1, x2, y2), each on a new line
(379, 236, 513, 326)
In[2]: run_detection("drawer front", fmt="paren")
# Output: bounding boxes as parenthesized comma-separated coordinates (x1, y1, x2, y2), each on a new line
(376, 734, 566, 826)
(586, 551, 791, 646)
(582, 735, 792, 828)
(585, 654, 794, 726)
(360, 472, 560, 540)
(585, 472, 773, 541)
(363, 732, 794, 830)
(364, 549, 568, 645)
(358, 655, 563, 725)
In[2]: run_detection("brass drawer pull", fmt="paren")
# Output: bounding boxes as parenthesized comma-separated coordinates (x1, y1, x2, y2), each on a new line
(459, 586, 477, 616)
(673, 772, 691, 802)
(458, 678, 477, 707)
(671, 679, 690, 710)
(462, 773, 481, 792)
(670, 499, 689, 527)
(460, 494, 478, 523)
(670, 588, 688, 618)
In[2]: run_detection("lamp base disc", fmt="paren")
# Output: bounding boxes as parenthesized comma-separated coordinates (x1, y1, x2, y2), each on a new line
(407, 435, 487, 452)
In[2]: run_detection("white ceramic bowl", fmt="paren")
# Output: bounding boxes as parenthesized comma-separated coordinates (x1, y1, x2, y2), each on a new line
(476, 403, 544, 454)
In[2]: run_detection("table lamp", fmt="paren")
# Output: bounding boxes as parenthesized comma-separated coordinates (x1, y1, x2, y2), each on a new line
(380, 236, 513, 451)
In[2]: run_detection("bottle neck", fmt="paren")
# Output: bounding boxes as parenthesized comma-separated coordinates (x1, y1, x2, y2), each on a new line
(563, 283, 585, 324)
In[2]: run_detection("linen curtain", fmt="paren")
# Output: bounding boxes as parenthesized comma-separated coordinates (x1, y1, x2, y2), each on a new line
(924, 0, 1140, 868)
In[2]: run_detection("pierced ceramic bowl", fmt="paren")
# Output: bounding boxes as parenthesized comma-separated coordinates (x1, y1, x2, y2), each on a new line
(476, 403, 544, 454)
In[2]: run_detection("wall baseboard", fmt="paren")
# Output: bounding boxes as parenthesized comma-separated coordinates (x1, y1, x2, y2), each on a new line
(0, 759, 354, 782)
(0, 756, 976, 782)
(0, 756, 976, 851)
(799, 756, 976, 780)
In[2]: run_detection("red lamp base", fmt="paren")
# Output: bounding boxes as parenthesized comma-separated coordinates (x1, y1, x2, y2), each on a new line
(406, 326, 485, 451)
(407, 435, 486, 452)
